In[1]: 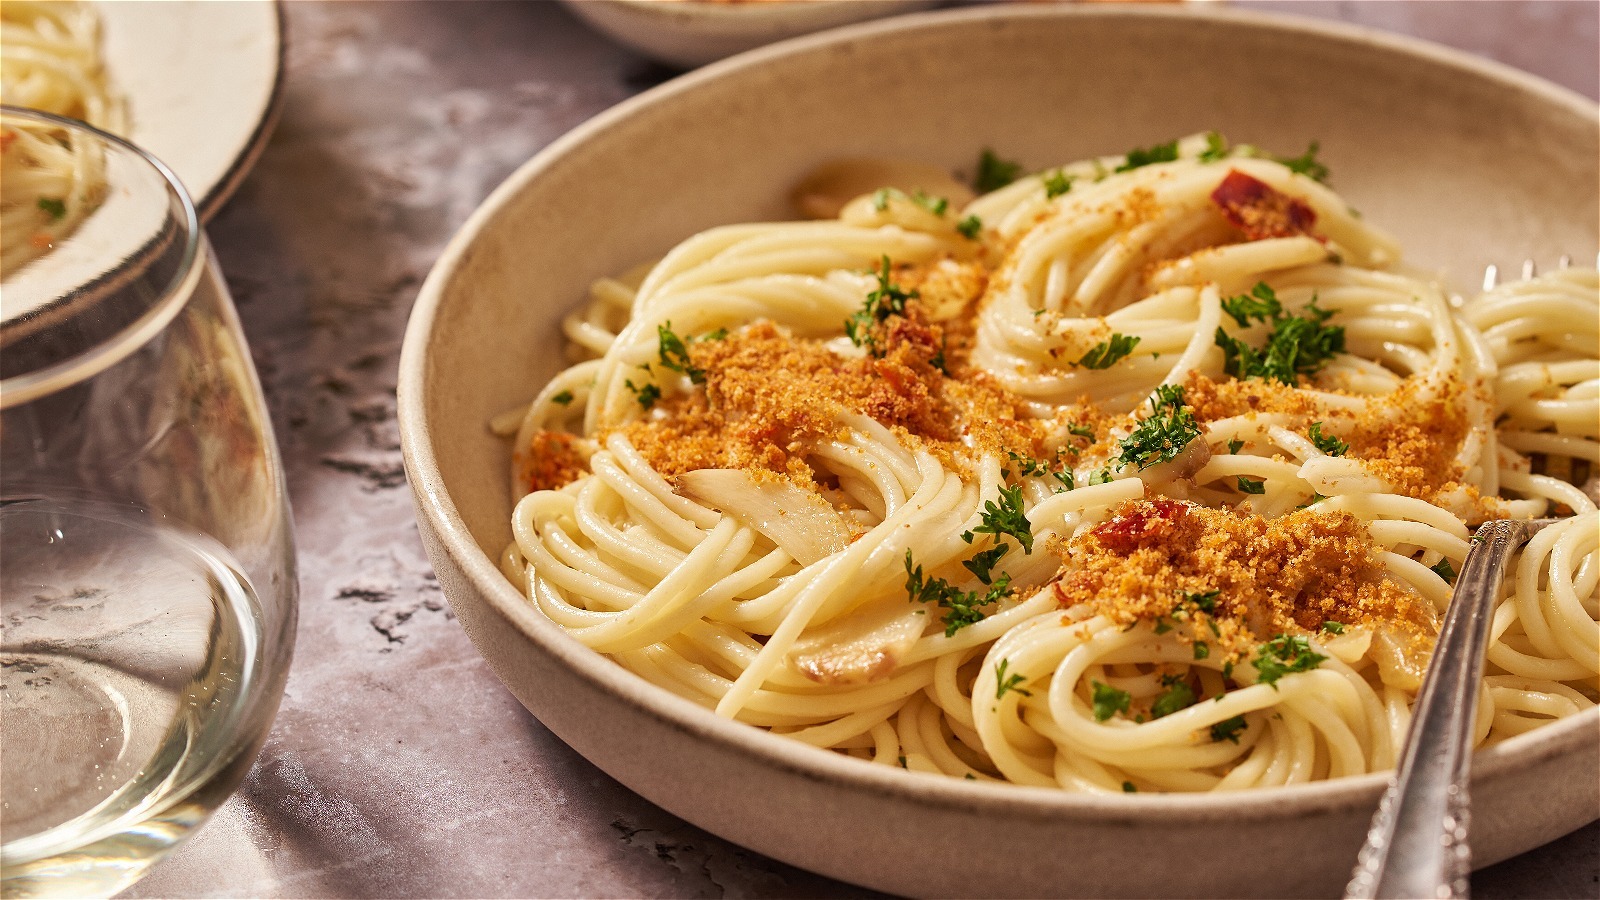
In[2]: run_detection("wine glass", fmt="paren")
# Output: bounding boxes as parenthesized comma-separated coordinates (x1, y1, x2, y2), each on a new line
(0, 106, 297, 898)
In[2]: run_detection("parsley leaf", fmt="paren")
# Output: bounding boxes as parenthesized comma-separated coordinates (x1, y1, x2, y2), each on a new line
(1227, 438, 1244, 455)
(1152, 680, 1197, 718)
(845, 256, 919, 352)
(1237, 475, 1266, 495)
(1086, 466, 1115, 486)
(550, 390, 574, 406)
(994, 659, 1033, 700)
(1051, 469, 1075, 492)
(1277, 140, 1330, 183)
(1042, 169, 1074, 198)
(1116, 138, 1180, 172)
(1251, 634, 1327, 688)
(1214, 285, 1344, 385)
(1068, 423, 1095, 441)
(1321, 621, 1345, 634)
(1122, 781, 1138, 793)
(871, 187, 949, 216)
(1430, 558, 1457, 583)
(1198, 131, 1230, 163)
(1308, 422, 1349, 456)
(36, 197, 66, 221)
(904, 551, 1008, 636)
(956, 214, 983, 240)
(1116, 384, 1200, 471)
(961, 483, 1034, 553)
(1193, 642, 1210, 660)
(974, 148, 1022, 193)
(624, 379, 660, 410)
(963, 545, 1009, 585)
(1005, 450, 1050, 478)
(1075, 333, 1141, 369)
(1181, 589, 1220, 614)
(657, 322, 706, 384)
(1210, 715, 1248, 744)
(1091, 680, 1131, 721)
(1220, 282, 1283, 328)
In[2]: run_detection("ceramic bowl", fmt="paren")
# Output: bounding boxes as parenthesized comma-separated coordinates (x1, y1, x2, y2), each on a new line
(398, 5, 1600, 896)
(558, 0, 937, 69)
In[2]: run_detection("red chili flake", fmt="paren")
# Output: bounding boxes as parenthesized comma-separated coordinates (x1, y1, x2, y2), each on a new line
(1210, 169, 1318, 241)
(1092, 499, 1189, 553)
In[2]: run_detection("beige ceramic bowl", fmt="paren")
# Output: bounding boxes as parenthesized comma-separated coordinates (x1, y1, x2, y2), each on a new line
(559, 0, 937, 69)
(399, 5, 1600, 896)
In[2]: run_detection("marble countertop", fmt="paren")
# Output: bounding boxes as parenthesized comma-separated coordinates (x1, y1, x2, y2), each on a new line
(127, 2, 1599, 897)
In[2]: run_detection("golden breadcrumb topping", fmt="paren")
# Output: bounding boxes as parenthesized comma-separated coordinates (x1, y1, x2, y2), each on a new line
(1052, 498, 1437, 662)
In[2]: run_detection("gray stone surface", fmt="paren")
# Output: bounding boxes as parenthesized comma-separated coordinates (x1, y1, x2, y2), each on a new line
(123, 2, 1598, 897)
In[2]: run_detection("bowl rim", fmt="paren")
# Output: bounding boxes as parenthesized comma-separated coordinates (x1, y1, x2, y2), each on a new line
(399, 0, 1600, 826)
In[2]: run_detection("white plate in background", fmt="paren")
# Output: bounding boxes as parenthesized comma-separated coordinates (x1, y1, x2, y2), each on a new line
(98, 0, 283, 220)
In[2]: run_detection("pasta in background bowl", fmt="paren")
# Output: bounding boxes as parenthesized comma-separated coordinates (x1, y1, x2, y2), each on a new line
(398, 4, 1598, 897)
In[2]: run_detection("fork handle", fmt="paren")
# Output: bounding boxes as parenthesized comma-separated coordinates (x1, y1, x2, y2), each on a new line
(1345, 520, 1537, 900)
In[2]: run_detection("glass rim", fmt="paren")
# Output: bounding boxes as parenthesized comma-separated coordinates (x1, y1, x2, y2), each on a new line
(0, 105, 203, 408)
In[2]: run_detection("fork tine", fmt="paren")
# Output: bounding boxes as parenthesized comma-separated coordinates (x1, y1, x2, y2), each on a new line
(1482, 263, 1499, 291)
(1521, 258, 1537, 280)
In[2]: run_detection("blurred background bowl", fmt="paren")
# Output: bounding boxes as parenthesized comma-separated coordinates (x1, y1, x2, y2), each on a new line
(558, 0, 937, 69)
(399, 4, 1599, 896)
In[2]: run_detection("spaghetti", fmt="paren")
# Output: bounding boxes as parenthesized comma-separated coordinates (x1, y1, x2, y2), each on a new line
(499, 134, 1599, 792)
(1, 0, 122, 273)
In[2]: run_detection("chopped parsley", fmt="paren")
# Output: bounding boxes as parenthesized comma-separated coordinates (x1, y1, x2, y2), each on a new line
(1227, 438, 1245, 455)
(1005, 450, 1050, 478)
(962, 483, 1034, 553)
(1075, 333, 1141, 369)
(974, 148, 1022, 193)
(657, 322, 706, 384)
(1122, 781, 1138, 793)
(1198, 131, 1230, 163)
(1115, 138, 1180, 172)
(1067, 423, 1095, 441)
(1091, 680, 1131, 721)
(1430, 558, 1457, 583)
(36, 196, 66, 221)
(1219, 281, 1283, 328)
(624, 379, 660, 410)
(1251, 634, 1327, 688)
(1085, 466, 1115, 486)
(1151, 679, 1197, 719)
(1042, 169, 1074, 199)
(1116, 384, 1200, 471)
(1308, 422, 1349, 457)
(1321, 621, 1346, 635)
(1193, 642, 1210, 660)
(1210, 715, 1248, 744)
(871, 187, 949, 217)
(845, 256, 918, 351)
(1214, 284, 1344, 385)
(1180, 589, 1220, 614)
(1237, 475, 1266, 495)
(1276, 140, 1330, 183)
(956, 214, 983, 240)
(550, 389, 574, 406)
(994, 659, 1033, 700)
(963, 545, 1009, 585)
(904, 551, 1009, 636)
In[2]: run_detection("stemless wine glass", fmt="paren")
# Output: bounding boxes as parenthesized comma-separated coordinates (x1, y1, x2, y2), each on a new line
(0, 107, 297, 898)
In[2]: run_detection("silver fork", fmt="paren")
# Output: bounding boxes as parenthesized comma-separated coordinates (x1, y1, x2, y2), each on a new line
(1345, 258, 1571, 899)
(1344, 518, 1556, 899)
